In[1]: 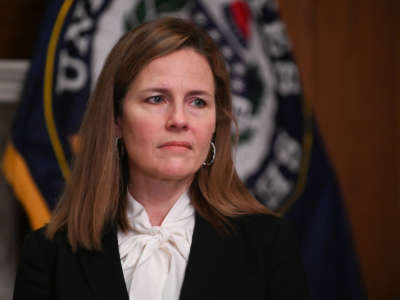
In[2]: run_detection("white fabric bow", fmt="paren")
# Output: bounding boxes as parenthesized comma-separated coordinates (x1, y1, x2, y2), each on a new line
(118, 191, 195, 300)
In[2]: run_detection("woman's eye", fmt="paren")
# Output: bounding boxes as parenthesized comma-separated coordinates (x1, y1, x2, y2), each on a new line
(191, 98, 206, 107)
(146, 95, 164, 104)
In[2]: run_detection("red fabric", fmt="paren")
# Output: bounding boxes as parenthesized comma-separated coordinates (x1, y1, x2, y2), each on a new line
(230, 1, 251, 39)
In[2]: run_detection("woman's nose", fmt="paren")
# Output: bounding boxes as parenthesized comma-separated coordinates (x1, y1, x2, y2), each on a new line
(166, 104, 188, 130)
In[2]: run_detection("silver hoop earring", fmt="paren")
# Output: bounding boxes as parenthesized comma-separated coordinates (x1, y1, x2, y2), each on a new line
(203, 141, 216, 167)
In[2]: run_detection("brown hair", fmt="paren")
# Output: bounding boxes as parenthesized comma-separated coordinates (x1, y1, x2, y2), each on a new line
(46, 17, 271, 251)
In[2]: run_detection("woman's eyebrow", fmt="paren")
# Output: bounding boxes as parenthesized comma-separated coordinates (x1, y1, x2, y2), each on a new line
(138, 87, 170, 94)
(138, 87, 214, 97)
(135, 87, 173, 98)
(186, 90, 214, 97)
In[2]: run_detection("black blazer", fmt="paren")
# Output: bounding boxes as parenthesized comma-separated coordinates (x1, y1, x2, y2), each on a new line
(13, 213, 310, 300)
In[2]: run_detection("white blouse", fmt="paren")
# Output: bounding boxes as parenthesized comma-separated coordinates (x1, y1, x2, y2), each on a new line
(117, 191, 195, 300)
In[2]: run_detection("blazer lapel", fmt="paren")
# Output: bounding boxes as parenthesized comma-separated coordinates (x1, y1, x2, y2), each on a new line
(78, 228, 129, 300)
(179, 214, 239, 300)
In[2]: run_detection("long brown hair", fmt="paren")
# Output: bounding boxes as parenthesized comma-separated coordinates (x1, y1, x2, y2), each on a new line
(46, 17, 271, 251)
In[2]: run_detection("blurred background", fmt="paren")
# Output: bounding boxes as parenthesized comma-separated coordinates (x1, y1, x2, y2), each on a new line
(0, 1, 399, 300)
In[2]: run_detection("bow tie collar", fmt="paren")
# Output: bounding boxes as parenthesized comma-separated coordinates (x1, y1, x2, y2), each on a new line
(118, 191, 195, 300)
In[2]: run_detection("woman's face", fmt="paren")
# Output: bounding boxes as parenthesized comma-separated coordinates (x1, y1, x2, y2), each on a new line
(117, 48, 216, 183)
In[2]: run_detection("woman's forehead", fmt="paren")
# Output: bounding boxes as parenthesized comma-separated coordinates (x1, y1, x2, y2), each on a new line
(129, 48, 215, 94)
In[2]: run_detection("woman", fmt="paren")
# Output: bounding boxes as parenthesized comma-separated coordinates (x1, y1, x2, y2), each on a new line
(13, 17, 310, 300)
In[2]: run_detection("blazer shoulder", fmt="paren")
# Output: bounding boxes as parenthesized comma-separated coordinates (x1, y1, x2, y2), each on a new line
(234, 214, 310, 299)
(13, 226, 60, 300)
(233, 213, 304, 269)
(23, 226, 70, 251)
(234, 213, 293, 242)
(16, 226, 70, 277)
(237, 213, 285, 226)
(22, 226, 55, 254)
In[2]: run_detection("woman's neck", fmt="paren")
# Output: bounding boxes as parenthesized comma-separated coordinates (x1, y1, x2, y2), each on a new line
(128, 175, 193, 226)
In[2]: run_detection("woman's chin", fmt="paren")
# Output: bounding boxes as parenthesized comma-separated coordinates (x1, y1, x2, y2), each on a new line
(154, 164, 199, 182)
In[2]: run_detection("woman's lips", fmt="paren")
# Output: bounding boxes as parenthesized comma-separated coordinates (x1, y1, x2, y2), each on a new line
(159, 141, 192, 150)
